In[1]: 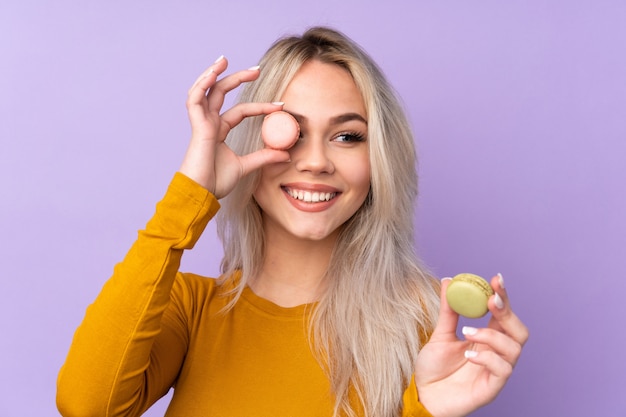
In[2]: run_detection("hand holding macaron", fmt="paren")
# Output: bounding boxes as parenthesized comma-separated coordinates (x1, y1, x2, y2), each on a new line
(179, 56, 291, 198)
(414, 273, 529, 417)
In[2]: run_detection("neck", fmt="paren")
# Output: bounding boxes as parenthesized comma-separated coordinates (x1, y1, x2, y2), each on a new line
(250, 230, 337, 308)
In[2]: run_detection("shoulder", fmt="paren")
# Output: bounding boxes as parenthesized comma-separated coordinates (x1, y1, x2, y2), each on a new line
(170, 272, 239, 314)
(173, 272, 220, 301)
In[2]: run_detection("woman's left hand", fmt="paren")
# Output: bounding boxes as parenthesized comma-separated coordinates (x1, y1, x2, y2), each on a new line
(414, 274, 529, 417)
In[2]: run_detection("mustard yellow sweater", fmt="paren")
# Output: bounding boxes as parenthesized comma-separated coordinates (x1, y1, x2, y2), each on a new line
(57, 173, 433, 417)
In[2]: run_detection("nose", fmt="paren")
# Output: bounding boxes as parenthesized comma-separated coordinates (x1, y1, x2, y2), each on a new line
(292, 136, 335, 175)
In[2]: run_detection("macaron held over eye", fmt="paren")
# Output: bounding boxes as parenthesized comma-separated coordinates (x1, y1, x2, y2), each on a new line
(446, 273, 495, 318)
(261, 111, 300, 150)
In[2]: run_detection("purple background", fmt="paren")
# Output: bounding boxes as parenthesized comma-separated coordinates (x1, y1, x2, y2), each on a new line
(2, 1, 625, 416)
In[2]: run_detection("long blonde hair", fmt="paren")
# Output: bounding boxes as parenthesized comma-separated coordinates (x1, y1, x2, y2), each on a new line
(216, 27, 440, 417)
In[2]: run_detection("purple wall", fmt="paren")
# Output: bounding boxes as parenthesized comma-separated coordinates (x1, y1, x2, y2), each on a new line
(2, 1, 625, 416)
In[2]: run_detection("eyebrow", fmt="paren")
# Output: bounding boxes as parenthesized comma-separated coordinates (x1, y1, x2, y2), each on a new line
(288, 111, 368, 126)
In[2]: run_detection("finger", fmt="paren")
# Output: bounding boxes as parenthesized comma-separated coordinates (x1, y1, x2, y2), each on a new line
(239, 148, 291, 176)
(464, 349, 513, 380)
(206, 66, 262, 113)
(220, 102, 284, 130)
(429, 278, 460, 340)
(191, 55, 229, 87)
(461, 326, 523, 366)
(187, 56, 230, 102)
(487, 274, 530, 347)
(197, 55, 228, 81)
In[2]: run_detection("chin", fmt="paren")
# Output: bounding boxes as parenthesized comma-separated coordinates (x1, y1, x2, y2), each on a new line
(288, 224, 339, 242)
(293, 230, 333, 242)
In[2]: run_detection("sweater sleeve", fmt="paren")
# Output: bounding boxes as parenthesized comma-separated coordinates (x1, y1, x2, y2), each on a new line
(57, 173, 220, 417)
(402, 376, 434, 417)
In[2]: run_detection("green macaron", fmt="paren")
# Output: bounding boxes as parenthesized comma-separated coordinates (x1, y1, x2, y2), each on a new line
(446, 273, 494, 318)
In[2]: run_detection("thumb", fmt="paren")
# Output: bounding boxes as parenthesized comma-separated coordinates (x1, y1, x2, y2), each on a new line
(239, 148, 291, 176)
(431, 278, 460, 339)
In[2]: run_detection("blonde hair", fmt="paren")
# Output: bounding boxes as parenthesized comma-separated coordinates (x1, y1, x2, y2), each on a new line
(216, 27, 440, 417)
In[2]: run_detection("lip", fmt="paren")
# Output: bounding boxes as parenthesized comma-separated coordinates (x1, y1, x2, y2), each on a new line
(281, 182, 340, 193)
(281, 182, 341, 213)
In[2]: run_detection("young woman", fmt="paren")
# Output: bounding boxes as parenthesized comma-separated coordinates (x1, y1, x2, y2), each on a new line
(57, 27, 528, 417)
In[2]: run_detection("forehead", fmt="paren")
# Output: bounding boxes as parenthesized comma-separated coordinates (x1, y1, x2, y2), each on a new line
(279, 60, 367, 120)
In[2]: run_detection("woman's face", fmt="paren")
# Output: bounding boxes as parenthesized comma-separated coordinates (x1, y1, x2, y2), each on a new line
(253, 60, 370, 244)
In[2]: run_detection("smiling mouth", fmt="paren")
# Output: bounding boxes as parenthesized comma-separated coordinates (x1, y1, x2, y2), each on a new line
(284, 188, 338, 203)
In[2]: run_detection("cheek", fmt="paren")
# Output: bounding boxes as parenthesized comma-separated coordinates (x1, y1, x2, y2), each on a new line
(340, 159, 371, 217)
(252, 166, 280, 209)
(255, 164, 285, 190)
(351, 157, 371, 196)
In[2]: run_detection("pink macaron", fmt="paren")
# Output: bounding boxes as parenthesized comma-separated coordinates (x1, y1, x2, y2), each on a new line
(261, 111, 300, 150)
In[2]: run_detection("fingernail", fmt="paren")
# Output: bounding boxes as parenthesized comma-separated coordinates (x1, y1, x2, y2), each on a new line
(248, 65, 261, 71)
(464, 350, 478, 359)
(498, 272, 505, 289)
(441, 277, 452, 282)
(214, 55, 225, 63)
(462, 326, 478, 336)
(271, 101, 285, 106)
(495, 293, 504, 309)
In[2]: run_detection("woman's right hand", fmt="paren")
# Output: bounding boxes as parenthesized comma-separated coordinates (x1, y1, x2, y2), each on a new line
(179, 56, 290, 199)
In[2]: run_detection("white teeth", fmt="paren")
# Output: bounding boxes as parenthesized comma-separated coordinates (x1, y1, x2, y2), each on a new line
(286, 189, 336, 202)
